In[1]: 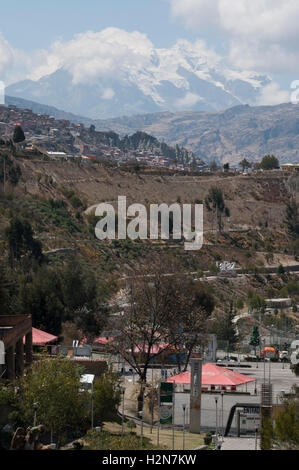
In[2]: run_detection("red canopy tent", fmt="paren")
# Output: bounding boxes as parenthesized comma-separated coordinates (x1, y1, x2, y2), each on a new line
(23, 327, 58, 346)
(167, 363, 256, 391)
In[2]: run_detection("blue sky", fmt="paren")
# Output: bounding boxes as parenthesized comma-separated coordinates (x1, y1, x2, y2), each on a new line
(0, 0, 227, 53)
(1, 0, 187, 50)
(0, 0, 298, 98)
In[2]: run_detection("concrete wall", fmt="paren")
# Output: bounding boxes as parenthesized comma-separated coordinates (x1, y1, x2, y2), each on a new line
(174, 392, 260, 434)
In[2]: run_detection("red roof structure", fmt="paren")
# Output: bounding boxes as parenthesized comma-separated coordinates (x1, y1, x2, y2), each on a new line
(167, 363, 256, 390)
(23, 327, 58, 346)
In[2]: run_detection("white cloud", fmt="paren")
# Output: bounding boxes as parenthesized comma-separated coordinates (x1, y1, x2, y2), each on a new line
(256, 82, 290, 106)
(175, 92, 203, 109)
(169, 0, 299, 75)
(0, 33, 51, 86)
(170, 0, 220, 30)
(101, 88, 115, 100)
(0, 33, 27, 85)
(30, 28, 154, 85)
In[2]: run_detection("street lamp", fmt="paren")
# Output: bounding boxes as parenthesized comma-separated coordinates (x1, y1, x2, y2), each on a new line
(255, 426, 259, 450)
(182, 404, 186, 450)
(215, 397, 219, 440)
(119, 386, 125, 435)
(91, 391, 94, 430)
(220, 391, 224, 438)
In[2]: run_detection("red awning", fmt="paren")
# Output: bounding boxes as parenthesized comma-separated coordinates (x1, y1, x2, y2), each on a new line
(23, 327, 58, 346)
(167, 363, 256, 387)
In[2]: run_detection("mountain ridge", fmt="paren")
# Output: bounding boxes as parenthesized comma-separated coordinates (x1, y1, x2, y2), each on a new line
(5, 96, 299, 166)
(95, 103, 299, 166)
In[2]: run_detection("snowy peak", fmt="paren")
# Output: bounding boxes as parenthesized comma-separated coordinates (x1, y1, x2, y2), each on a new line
(6, 40, 272, 119)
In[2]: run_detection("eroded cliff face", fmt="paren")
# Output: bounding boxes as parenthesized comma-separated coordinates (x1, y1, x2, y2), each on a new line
(286, 175, 299, 201)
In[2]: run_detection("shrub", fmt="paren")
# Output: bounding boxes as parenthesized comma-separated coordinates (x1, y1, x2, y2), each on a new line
(204, 432, 213, 445)
(127, 420, 137, 430)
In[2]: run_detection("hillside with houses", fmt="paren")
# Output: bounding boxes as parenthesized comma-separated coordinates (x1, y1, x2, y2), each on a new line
(0, 104, 201, 171)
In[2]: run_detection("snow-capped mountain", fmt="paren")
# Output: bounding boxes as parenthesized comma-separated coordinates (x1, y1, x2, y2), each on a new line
(6, 40, 271, 119)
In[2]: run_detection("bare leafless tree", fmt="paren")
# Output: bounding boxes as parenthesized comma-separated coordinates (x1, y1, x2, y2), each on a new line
(110, 255, 214, 411)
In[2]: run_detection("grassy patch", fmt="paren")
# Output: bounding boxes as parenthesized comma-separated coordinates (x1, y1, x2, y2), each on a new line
(86, 421, 205, 451)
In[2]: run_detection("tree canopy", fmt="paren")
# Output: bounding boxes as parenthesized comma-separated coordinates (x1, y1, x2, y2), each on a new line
(259, 154, 280, 170)
(239, 158, 252, 171)
(17, 359, 90, 448)
(111, 256, 214, 383)
(205, 186, 230, 235)
(5, 218, 43, 268)
(12, 125, 25, 143)
(285, 199, 299, 237)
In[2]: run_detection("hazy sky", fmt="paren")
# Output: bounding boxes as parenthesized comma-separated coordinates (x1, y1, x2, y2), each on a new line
(0, 0, 195, 51)
(0, 0, 298, 96)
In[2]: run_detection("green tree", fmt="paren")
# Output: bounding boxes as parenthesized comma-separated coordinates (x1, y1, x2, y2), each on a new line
(260, 415, 274, 450)
(213, 303, 238, 350)
(0, 264, 10, 314)
(272, 387, 299, 449)
(236, 298, 244, 310)
(277, 264, 285, 276)
(260, 154, 280, 170)
(13, 125, 25, 143)
(249, 326, 260, 355)
(239, 159, 252, 172)
(89, 124, 96, 135)
(205, 187, 230, 238)
(0, 154, 22, 186)
(285, 199, 299, 237)
(17, 359, 89, 448)
(20, 266, 65, 335)
(5, 218, 43, 268)
(60, 259, 108, 340)
(247, 291, 266, 318)
(93, 370, 121, 423)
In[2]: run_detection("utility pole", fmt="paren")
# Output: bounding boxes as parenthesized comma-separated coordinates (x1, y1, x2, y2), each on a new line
(260, 348, 273, 450)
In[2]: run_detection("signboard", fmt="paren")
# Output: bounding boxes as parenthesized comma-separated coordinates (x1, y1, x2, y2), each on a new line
(160, 383, 173, 403)
(243, 407, 260, 416)
(216, 261, 236, 272)
(216, 261, 237, 278)
(159, 382, 174, 425)
(160, 404, 173, 425)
